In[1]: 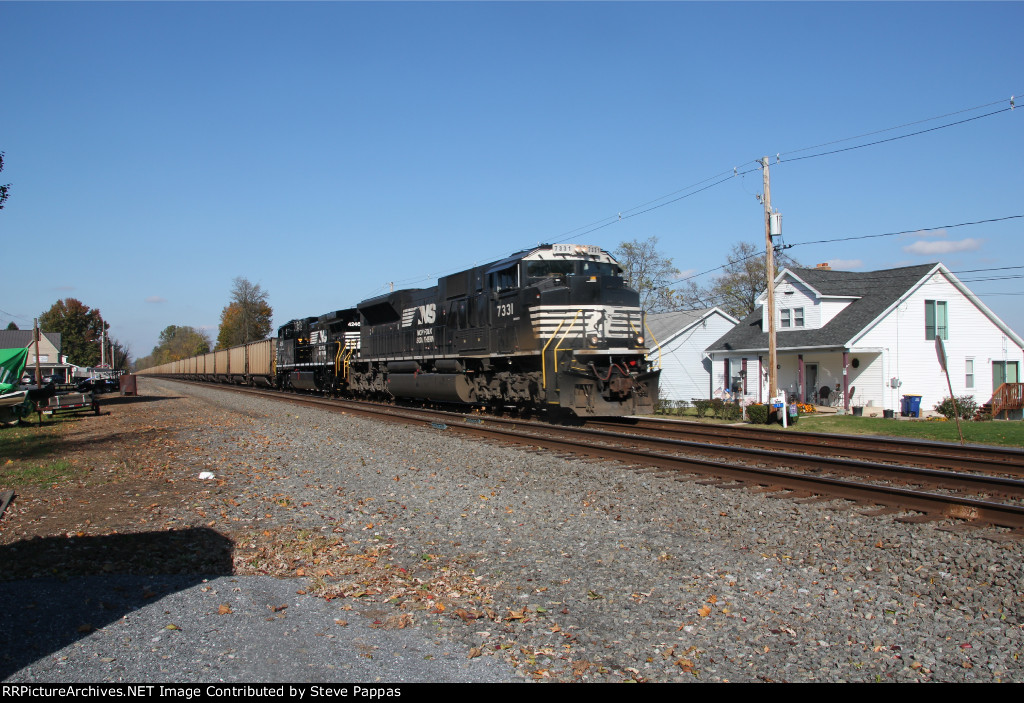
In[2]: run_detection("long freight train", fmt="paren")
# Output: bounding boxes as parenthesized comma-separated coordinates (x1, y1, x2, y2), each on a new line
(140, 244, 661, 416)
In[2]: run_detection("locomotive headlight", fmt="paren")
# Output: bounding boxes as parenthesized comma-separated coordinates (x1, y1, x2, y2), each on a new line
(589, 335, 599, 346)
(636, 335, 644, 345)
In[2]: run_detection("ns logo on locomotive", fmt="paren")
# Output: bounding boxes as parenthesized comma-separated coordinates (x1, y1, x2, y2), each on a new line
(146, 244, 661, 417)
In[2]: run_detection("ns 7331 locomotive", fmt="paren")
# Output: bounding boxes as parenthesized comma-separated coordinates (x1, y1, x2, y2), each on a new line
(279, 244, 661, 416)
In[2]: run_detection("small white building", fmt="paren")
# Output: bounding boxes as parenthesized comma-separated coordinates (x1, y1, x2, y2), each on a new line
(646, 308, 738, 402)
(705, 263, 1024, 417)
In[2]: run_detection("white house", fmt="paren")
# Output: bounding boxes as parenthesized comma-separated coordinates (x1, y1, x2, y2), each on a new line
(646, 308, 738, 402)
(705, 263, 1024, 417)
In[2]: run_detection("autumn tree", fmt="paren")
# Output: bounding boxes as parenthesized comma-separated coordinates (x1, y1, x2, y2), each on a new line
(684, 242, 800, 319)
(38, 298, 108, 367)
(152, 325, 211, 365)
(216, 277, 273, 349)
(613, 236, 685, 313)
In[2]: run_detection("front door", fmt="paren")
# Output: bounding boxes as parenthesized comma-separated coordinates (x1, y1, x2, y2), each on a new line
(804, 364, 818, 404)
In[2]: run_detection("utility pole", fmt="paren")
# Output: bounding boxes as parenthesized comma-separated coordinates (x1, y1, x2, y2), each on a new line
(33, 318, 42, 386)
(761, 157, 778, 407)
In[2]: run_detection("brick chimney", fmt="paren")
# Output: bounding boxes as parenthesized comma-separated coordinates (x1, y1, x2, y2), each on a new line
(815, 262, 832, 271)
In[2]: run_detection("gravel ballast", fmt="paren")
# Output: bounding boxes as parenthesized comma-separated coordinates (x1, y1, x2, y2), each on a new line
(3, 379, 1022, 682)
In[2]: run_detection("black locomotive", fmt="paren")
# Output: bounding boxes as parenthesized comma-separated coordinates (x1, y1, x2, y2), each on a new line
(276, 244, 660, 416)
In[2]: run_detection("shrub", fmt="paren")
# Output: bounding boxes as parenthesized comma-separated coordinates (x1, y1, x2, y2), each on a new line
(934, 395, 978, 421)
(692, 399, 713, 419)
(674, 399, 690, 416)
(720, 402, 741, 421)
(710, 398, 725, 418)
(746, 403, 769, 424)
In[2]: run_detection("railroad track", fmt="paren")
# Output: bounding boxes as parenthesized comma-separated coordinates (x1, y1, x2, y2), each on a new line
(165, 380, 1024, 533)
(588, 416, 1024, 476)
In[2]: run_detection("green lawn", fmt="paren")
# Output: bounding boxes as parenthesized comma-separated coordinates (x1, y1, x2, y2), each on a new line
(0, 418, 80, 487)
(791, 413, 1024, 448)
(655, 406, 1024, 448)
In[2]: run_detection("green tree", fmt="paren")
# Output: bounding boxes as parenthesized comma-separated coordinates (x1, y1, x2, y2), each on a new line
(5, 322, 17, 330)
(216, 277, 273, 349)
(149, 325, 211, 365)
(613, 236, 685, 313)
(38, 298, 108, 367)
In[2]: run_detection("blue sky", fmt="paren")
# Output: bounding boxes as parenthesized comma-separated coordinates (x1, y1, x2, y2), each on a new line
(1, 1, 1021, 359)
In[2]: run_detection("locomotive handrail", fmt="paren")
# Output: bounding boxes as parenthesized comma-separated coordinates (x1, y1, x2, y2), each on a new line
(541, 311, 584, 403)
(627, 318, 661, 370)
(541, 318, 568, 402)
(552, 309, 584, 399)
(644, 321, 662, 370)
(342, 342, 357, 382)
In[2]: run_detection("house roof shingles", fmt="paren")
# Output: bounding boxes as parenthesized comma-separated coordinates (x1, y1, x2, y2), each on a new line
(645, 309, 719, 344)
(0, 330, 62, 351)
(707, 263, 937, 353)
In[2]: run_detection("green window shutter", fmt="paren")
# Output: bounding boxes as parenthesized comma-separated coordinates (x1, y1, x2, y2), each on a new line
(936, 301, 948, 340)
(925, 300, 947, 340)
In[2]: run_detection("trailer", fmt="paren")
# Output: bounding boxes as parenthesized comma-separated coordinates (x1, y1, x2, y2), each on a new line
(39, 391, 99, 417)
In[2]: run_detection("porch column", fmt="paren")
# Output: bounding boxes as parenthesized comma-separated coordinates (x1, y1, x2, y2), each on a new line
(758, 355, 764, 403)
(798, 355, 805, 405)
(843, 351, 850, 411)
(741, 358, 748, 396)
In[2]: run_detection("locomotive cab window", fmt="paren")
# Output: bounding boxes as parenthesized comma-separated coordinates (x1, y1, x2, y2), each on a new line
(489, 266, 519, 292)
(580, 261, 623, 277)
(526, 260, 577, 280)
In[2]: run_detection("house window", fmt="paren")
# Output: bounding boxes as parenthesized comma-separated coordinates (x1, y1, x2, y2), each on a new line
(780, 309, 791, 328)
(965, 359, 974, 389)
(925, 300, 948, 340)
(793, 308, 804, 328)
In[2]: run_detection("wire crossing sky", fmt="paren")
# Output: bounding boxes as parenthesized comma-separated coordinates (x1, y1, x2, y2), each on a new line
(1, 2, 1021, 355)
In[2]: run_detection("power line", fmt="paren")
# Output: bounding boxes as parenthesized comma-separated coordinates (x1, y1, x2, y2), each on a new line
(780, 96, 1018, 158)
(359, 95, 1019, 300)
(787, 214, 1024, 249)
(779, 107, 1015, 164)
(671, 218, 1024, 290)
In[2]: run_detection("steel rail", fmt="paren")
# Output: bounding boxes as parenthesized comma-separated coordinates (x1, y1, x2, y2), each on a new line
(588, 416, 1024, 475)
(161, 380, 1024, 529)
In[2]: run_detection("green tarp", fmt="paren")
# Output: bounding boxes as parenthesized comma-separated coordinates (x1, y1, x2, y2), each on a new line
(0, 348, 29, 394)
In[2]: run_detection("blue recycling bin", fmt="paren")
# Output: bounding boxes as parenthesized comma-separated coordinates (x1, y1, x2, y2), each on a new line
(901, 394, 923, 418)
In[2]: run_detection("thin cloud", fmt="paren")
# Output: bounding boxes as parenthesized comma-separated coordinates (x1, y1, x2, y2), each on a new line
(145, 296, 167, 304)
(901, 228, 948, 239)
(826, 259, 862, 270)
(903, 238, 982, 255)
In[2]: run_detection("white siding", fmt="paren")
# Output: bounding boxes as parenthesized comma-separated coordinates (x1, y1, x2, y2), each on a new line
(820, 297, 856, 326)
(765, 276, 820, 331)
(657, 312, 736, 401)
(854, 271, 1024, 412)
(711, 356, 763, 403)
